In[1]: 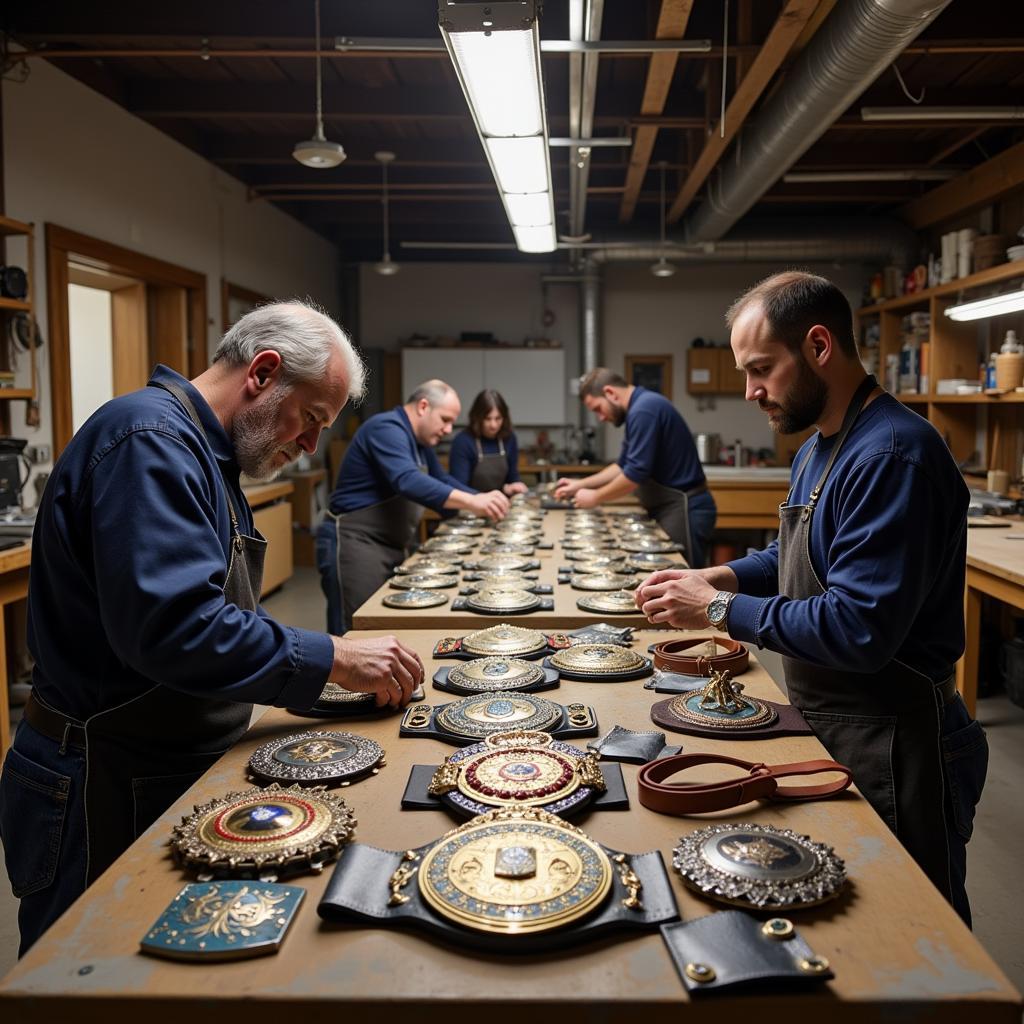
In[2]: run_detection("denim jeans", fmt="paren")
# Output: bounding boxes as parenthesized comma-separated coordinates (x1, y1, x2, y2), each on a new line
(0, 720, 89, 955)
(315, 517, 345, 635)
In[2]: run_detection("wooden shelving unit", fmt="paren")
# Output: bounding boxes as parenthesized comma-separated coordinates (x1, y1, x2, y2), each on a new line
(855, 260, 1024, 478)
(0, 215, 39, 423)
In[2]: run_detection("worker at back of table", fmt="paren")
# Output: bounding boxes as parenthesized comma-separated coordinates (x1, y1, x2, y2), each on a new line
(448, 389, 529, 497)
(317, 379, 510, 632)
(553, 368, 716, 568)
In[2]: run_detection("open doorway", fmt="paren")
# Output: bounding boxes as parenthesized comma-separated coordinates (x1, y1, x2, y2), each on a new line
(46, 224, 207, 457)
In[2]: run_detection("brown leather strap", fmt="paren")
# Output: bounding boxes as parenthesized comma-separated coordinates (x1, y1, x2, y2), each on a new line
(25, 692, 87, 752)
(651, 636, 749, 676)
(636, 752, 852, 815)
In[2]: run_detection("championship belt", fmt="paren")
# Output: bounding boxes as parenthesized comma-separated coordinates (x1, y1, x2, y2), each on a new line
(433, 655, 557, 695)
(546, 643, 652, 682)
(427, 730, 606, 818)
(562, 538, 614, 551)
(317, 805, 679, 950)
(651, 670, 781, 734)
(381, 589, 449, 609)
(672, 823, 847, 910)
(564, 546, 617, 560)
(394, 557, 462, 575)
(389, 573, 459, 590)
(460, 587, 544, 615)
(247, 730, 385, 787)
(625, 552, 678, 572)
(421, 538, 477, 555)
(462, 570, 537, 587)
(621, 538, 680, 553)
(569, 572, 639, 591)
(291, 679, 425, 719)
(470, 554, 540, 572)
(478, 544, 538, 557)
(400, 690, 598, 745)
(434, 524, 483, 537)
(571, 556, 627, 574)
(576, 590, 641, 616)
(170, 783, 357, 880)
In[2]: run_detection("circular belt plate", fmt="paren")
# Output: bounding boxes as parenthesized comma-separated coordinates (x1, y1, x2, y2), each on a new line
(316, 681, 376, 710)
(458, 747, 581, 806)
(666, 690, 777, 730)
(463, 624, 548, 658)
(447, 656, 548, 692)
(395, 558, 462, 574)
(625, 553, 677, 572)
(421, 539, 477, 555)
(480, 544, 536, 557)
(576, 590, 640, 615)
(477, 554, 535, 572)
(569, 572, 639, 592)
(471, 571, 533, 588)
(672, 823, 847, 910)
(562, 540, 615, 553)
(572, 556, 626, 573)
(390, 573, 459, 590)
(418, 807, 612, 933)
(248, 730, 384, 786)
(436, 690, 561, 739)
(549, 643, 650, 677)
(435, 525, 483, 537)
(466, 588, 541, 614)
(171, 784, 356, 876)
(618, 520, 661, 532)
(621, 538, 677, 553)
(382, 589, 449, 609)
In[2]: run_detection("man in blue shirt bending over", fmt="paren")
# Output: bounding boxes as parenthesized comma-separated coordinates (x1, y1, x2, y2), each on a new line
(554, 368, 716, 568)
(319, 379, 510, 631)
(636, 271, 988, 926)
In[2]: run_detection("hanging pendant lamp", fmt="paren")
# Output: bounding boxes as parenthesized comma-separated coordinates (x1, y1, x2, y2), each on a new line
(374, 151, 400, 276)
(293, 0, 346, 168)
(650, 161, 676, 279)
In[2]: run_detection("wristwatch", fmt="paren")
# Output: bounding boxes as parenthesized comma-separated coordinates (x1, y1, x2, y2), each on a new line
(705, 591, 735, 629)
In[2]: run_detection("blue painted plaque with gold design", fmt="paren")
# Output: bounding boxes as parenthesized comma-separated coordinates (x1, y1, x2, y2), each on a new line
(140, 881, 304, 961)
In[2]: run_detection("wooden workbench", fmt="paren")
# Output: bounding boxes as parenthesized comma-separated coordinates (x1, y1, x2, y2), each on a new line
(0, 628, 1017, 1021)
(957, 521, 1024, 715)
(0, 540, 30, 759)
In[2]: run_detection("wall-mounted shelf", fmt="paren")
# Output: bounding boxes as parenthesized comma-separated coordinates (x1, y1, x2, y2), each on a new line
(0, 216, 37, 424)
(0, 297, 31, 313)
(858, 260, 1024, 317)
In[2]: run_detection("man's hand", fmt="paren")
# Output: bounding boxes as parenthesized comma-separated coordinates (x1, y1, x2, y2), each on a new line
(504, 481, 529, 496)
(470, 489, 511, 521)
(572, 487, 599, 509)
(329, 634, 424, 708)
(634, 568, 720, 630)
(553, 477, 581, 500)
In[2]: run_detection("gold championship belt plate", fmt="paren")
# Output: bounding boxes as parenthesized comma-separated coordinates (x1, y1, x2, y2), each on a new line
(395, 557, 462, 575)
(576, 590, 640, 615)
(464, 587, 541, 614)
(569, 572, 639, 591)
(436, 690, 562, 739)
(462, 624, 549, 658)
(447, 656, 548, 692)
(382, 589, 449, 609)
(549, 643, 651, 679)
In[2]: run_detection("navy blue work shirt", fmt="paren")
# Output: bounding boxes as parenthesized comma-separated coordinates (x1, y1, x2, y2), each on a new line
(329, 406, 473, 514)
(27, 365, 334, 720)
(726, 394, 968, 681)
(448, 429, 521, 487)
(618, 387, 705, 492)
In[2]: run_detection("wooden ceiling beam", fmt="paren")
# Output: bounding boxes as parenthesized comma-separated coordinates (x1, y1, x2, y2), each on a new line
(617, 0, 696, 224)
(925, 127, 989, 168)
(899, 138, 1024, 228)
(667, 0, 821, 224)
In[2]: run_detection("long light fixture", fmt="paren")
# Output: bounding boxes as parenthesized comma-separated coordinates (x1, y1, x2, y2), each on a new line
(861, 106, 1024, 122)
(374, 151, 399, 276)
(651, 161, 676, 279)
(944, 289, 1024, 322)
(439, 1, 556, 254)
(293, 0, 346, 168)
(783, 169, 958, 183)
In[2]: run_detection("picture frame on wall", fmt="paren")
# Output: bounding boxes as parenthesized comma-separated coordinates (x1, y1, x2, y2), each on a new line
(624, 354, 673, 401)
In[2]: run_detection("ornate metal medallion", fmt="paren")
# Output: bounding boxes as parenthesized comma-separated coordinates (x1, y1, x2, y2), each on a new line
(435, 690, 562, 739)
(465, 587, 541, 614)
(171, 784, 356, 878)
(435, 524, 483, 537)
(576, 590, 640, 615)
(476, 554, 535, 572)
(395, 557, 462, 575)
(462, 624, 548, 658)
(447, 656, 548, 692)
(314, 681, 377, 709)
(666, 672, 777, 730)
(564, 546, 615, 561)
(417, 806, 613, 933)
(389, 573, 459, 590)
(382, 590, 449, 609)
(621, 538, 677, 553)
(248, 730, 385, 787)
(672, 823, 847, 910)
(569, 572, 639, 591)
(480, 544, 537, 556)
(421, 539, 477, 555)
(625, 553, 677, 572)
(549, 643, 650, 677)
(428, 730, 605, 816)
(572, 556, 627, 574)
(471, 571, 533, 587)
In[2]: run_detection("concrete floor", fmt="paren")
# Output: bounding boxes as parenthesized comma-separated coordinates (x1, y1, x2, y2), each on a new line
(1, 566, 1023, 998)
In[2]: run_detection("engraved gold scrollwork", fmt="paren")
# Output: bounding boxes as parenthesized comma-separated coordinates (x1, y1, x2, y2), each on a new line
(575, 753, 607, 792)
(182, 884, 287, 938)
(387, 850, 420, 906)
(612, 853, 644, 910)
(428, 762, 460, 796)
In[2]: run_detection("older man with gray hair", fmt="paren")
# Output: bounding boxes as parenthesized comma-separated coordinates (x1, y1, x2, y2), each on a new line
(321, 378, 510, 631)
(1, 301, 423, 954)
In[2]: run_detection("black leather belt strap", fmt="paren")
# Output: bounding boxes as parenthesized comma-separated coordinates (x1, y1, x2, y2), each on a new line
(685, 483, 708, 499)
(937, 675, 957, 706)
(24, 692, 86, 752)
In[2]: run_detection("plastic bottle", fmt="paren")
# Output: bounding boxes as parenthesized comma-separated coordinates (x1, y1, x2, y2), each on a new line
(899, 334, 920, 393)
(985, 352, 998, 390)
(1001, 329, 1021, 354)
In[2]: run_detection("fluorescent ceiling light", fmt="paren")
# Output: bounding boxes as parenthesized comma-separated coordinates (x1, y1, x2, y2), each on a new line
(504, 193, 552, 227)
(861, 106, 1024, 122)
(944, 289, 1024, 322)
(447, 30, 543, 137)
(513, 225, 557, 253)
(486, 137, 549, 194)
(783, 169, 958, 183)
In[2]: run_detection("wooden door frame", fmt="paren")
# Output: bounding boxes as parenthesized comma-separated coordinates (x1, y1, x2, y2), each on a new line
(220, 278, 270, 332)
(45, 223, 207, 457)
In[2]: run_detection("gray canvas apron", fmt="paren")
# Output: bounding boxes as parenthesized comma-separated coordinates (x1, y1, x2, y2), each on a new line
(334, 454, 428, 627)
(66, 379, 262, 884)
(777, 374, 956, 906)
(470, 436, 508, 492)
(634, 477, 701, 566)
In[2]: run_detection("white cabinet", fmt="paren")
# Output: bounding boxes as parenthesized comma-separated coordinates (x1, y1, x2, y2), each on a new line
(401, 348, 566, 425)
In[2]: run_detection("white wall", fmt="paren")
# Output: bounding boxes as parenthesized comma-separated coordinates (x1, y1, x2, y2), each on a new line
(2, 58, 341, 489)
(67, 284, 114, 433)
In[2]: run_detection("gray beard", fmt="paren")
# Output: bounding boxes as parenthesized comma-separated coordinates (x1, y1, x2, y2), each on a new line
(233, 388, 296, 480)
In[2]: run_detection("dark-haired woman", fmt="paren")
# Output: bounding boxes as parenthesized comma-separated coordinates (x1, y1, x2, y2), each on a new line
(449, 389, 528, 496)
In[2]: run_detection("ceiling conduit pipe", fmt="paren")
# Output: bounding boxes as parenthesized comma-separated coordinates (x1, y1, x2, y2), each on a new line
(680, 0, 954, 244)
(579, 257, 602, 431)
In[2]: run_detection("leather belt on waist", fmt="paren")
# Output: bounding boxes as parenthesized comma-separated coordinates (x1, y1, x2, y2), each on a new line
(651, 636, 749, 676)
(684, 482, 708, 499)
(937, 675, 957, 706)
(637, 752, 853, 815)
(24, 692, 86, 752)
